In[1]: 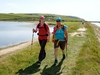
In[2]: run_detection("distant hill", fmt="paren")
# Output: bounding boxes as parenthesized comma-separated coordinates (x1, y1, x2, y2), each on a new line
(66, 16, 84, 20)
(0, 13, 85, 22)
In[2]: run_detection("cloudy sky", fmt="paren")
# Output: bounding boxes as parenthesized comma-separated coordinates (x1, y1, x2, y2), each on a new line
(0, 0, 100, 21)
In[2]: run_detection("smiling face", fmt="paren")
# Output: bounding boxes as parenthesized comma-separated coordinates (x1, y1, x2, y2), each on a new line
(39, 15, 45, 23)
(56, 20, 61, 26)
(40, 18, 45, 21)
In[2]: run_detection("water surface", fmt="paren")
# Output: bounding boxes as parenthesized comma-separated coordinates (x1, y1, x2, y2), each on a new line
(0, 21, 54, 48)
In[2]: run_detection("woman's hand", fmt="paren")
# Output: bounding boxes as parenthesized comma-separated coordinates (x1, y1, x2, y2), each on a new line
(47, 36, 50, 42)
(33, 28, 37, 33)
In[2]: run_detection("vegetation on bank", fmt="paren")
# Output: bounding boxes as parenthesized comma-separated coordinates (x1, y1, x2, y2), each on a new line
(0, 13, 84, 22)
(72, 22, 100, 75)
(0, 21, 100, 75)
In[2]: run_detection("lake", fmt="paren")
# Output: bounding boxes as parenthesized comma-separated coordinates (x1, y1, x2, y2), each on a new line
(0, 21, 54, 48)
(91, 23, 100, 27)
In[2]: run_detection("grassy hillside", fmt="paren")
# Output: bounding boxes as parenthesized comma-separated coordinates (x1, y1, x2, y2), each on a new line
(0, 13, 84, 22)
(0, 22, 100, 75)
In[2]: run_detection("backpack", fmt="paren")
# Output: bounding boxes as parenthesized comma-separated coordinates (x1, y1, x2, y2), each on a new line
(37, 23, 48, 36)
(53, 25, 67, 42)
(53, 25, 65, 33)
(37, 23, 47, 31)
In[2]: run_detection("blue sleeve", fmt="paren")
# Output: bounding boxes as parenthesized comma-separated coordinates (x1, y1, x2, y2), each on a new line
(64, 25, 68, 30)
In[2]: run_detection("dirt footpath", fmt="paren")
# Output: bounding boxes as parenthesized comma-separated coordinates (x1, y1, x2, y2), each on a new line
(0, 38, 38, 57)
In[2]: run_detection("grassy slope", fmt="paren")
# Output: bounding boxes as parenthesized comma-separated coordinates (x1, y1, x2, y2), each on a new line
(0, 13, 83, 21)
(72, 22, 100, 75)
(0, 22, 100, 75)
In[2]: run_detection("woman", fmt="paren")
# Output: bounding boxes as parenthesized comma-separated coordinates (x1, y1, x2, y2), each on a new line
(52, 17, 68, 66)
(33, 15, 50, 65)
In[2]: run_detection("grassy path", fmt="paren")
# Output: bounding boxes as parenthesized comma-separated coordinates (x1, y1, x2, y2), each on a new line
(19, 27, 86, 75)
(0, 22, 100, 75)
(0, 23, 86, 75)
(14, 34, 86, 75)
(39, 36, 86, 75)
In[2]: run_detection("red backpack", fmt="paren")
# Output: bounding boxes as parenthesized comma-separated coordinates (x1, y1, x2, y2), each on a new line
(37, 23, 48, 36)
(37, 23, 47, 31)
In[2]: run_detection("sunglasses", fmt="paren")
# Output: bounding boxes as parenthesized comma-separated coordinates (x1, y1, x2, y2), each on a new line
(56, 20, 61, 22)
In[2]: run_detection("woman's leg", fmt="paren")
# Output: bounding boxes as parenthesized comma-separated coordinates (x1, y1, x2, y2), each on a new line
(60, 41, 66, 60)
(54, 48, 58, 60)
(53, 48, 58, 65)
(53, 40, 59, 66)
(39, 40, 47, 62)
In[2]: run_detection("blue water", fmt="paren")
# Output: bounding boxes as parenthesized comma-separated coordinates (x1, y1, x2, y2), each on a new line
(0, 21, 54, 48)
(91, 23, 100, 27)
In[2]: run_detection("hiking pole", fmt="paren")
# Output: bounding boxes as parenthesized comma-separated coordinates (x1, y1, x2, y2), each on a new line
(30, 32, 34, 54)
(66, 45, 67, 57)
(29, 32, 34, 64)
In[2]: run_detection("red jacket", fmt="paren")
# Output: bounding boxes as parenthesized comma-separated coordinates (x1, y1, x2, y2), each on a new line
(36, 23, 49, 40)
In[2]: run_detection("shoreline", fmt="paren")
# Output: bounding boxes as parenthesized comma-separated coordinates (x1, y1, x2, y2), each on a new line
(0, 38, 38, 57)
(0, 41, 31, 50)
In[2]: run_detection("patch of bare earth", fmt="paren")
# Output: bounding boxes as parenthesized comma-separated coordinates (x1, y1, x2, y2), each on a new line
(69, 27, 87, 37)
(0, 38, 38, 57)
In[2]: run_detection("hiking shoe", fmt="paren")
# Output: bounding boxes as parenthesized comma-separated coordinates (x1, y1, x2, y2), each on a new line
(36, 61, 41, 65)
(53, 59, 58, 66)
(62, 54, 66, 60)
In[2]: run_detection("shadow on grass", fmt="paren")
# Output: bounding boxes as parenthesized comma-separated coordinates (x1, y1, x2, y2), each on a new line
(15, 62, 40, 75)
(40, 60, 65, 75)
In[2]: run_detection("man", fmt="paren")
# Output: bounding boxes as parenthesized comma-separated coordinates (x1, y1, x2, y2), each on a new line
(33, 15, 50, 65)
(52, 17, 68, 66)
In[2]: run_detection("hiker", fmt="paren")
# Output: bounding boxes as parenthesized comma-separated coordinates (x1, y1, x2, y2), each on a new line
(82, 20, 85, 25)
(33, 15, 50, 65)
(52, 17, 68, 66)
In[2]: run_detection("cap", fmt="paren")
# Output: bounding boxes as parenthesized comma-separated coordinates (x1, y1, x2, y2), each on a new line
(56, 17, 62, 22)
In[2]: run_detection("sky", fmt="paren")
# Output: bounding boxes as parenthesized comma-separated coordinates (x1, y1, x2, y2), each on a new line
(0, 0, 100, 21)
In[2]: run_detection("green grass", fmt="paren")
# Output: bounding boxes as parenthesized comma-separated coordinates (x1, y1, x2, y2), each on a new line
(72, 22, 100, 75)
(47, 21, 82, 33)
(0, 42, 40, 75)
(0, 13, 83, 22)
(0, 22, 100, 75)
(63, 22, 82, 33)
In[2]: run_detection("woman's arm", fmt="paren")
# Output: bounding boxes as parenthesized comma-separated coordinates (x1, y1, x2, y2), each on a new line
(47, 29, 50, 42)
(33, 25, 38, 33)
(64, 29, 68, 44)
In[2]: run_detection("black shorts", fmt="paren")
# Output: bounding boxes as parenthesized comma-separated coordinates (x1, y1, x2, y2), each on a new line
(54, 40, 66, 50)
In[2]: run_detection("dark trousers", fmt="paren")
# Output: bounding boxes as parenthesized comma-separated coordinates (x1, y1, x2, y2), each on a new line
(38, 40, 47, 62)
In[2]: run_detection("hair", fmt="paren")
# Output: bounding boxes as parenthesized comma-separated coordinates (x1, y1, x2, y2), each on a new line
(39, 15, 45, 23)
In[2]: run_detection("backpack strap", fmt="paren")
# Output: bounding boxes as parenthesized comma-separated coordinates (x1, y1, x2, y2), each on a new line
(53, 25, 65, 34)
(61, 25, 65, 31)
(44, 23, 47, 31)
(37, 23, 47, 31)
(52, 25, 66, 43)
(37, 23, 48, 36)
